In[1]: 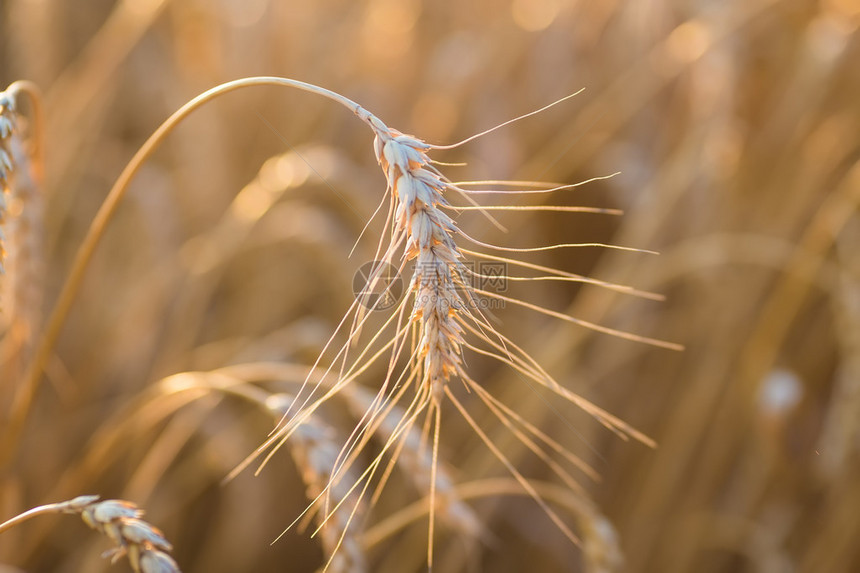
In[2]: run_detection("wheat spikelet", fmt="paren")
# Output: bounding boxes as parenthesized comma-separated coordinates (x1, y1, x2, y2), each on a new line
(0, 495, 181, 572)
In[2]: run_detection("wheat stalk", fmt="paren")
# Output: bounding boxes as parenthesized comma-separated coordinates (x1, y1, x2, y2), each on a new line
(8, 77, 680, 569)
(0, 495, 181, 572)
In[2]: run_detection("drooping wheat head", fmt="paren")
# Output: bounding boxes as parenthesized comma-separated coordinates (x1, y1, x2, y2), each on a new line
(3, 77, 680, 571)
(238, 89, 682, 569)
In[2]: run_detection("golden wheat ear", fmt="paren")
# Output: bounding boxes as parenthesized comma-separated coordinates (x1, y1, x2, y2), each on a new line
(0, 81, 45, 454)
(232, 89, 682, 568)
(0, 496, 181, 572)
(275, 101, 680, 570)
(5, 75, 678, 570)
(0, 81, 43, 316)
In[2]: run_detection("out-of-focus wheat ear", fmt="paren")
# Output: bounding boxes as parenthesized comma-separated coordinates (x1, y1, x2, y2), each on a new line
(263, 393, 368, 573)
(0, 84, 43, 345)
(576, 500, 624, 573)
(0, 82, 44, 407)
(337, 381, 482, 566)
(0, 89, 18, 312)
(0, 90, 16, 269)
(0, 496, 181, 573)
(152, 371, 369, 572)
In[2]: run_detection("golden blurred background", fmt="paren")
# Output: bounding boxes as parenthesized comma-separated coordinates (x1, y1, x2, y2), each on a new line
(1, 0, 859, 571)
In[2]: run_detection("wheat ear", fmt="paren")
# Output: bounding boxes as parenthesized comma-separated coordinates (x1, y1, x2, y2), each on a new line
(7, 77, 680, 568)
(0, 90, 14, 275)
(222, 88, 679, 568)
(253, 389, 368, 573)
(153, 372, 369, 573)
(153, 364, 487, 569)
(0, 495, 181, 572)
(268, 394, 368, 573)
(0, 82, 45, 363)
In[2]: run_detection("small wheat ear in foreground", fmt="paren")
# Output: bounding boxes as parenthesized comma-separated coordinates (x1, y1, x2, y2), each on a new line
(0, 496, 181, 572)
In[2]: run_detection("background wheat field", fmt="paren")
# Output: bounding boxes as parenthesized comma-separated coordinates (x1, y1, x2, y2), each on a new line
(1, 1, 859, 572)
